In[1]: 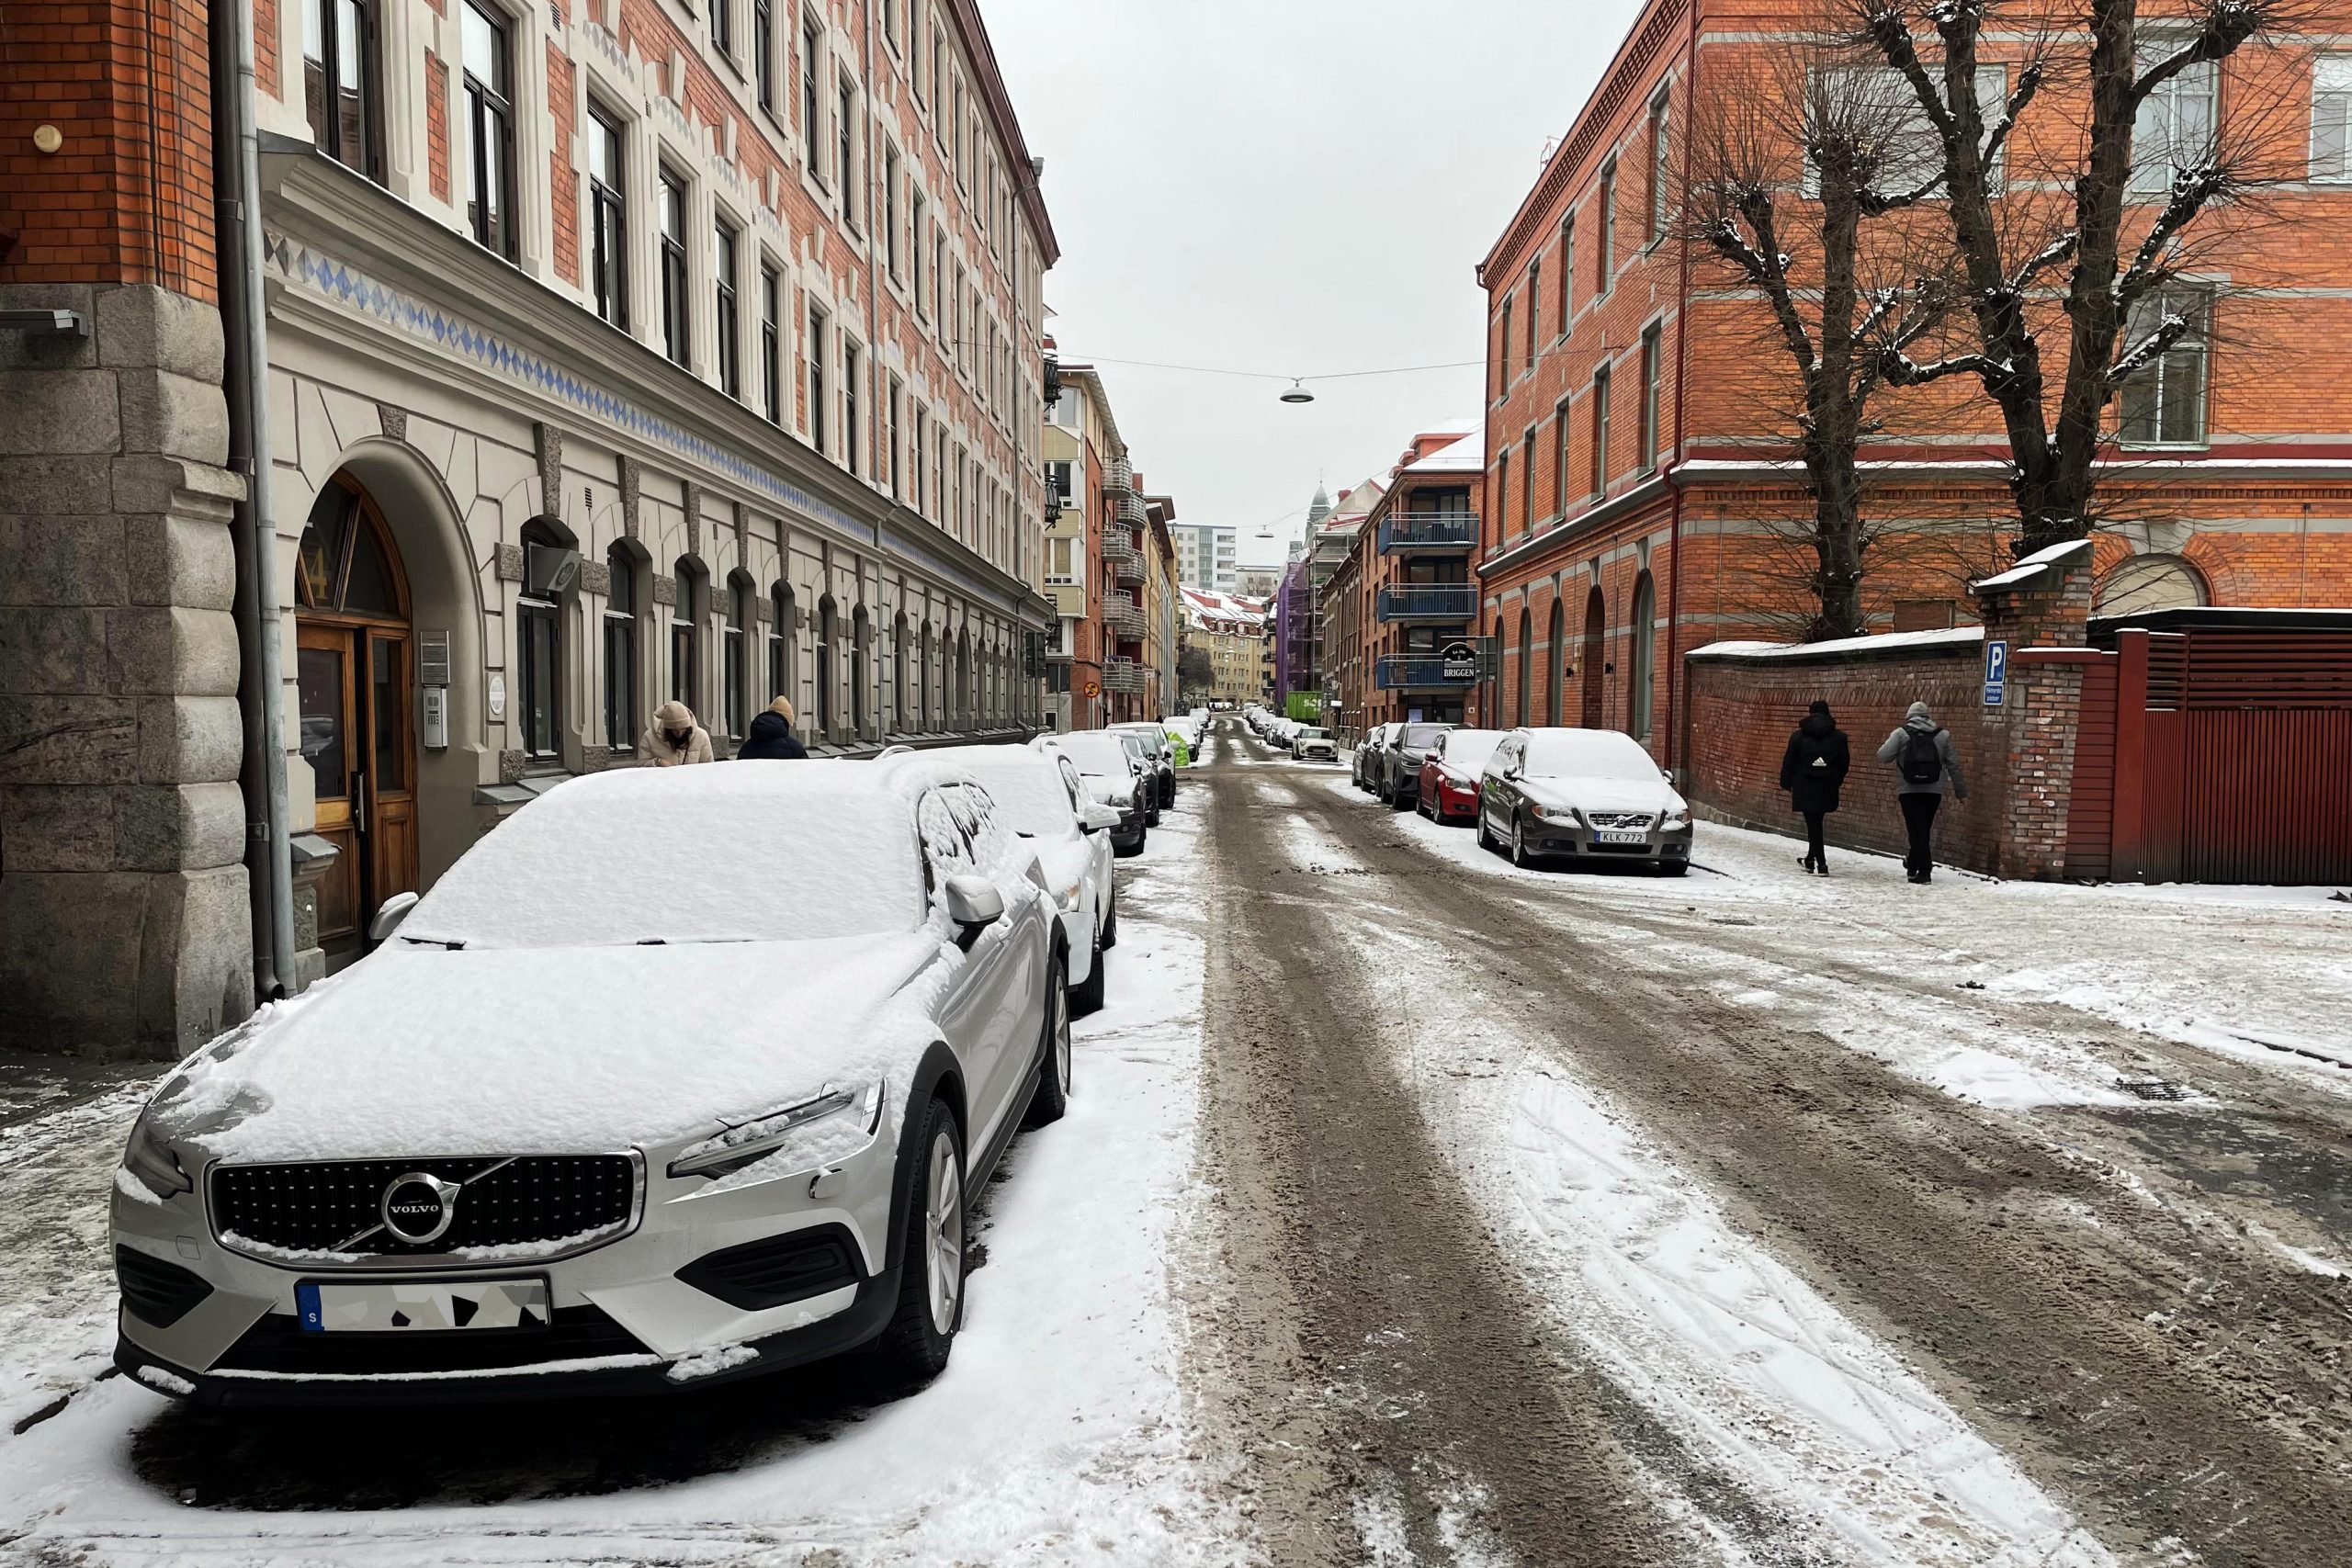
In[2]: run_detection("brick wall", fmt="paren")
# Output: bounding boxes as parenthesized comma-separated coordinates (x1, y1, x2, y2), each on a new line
(425, 52, 451, 204)
(254, 0, 279, 99)
(547, 43, 579, 288)
(0, 0, 218, 301)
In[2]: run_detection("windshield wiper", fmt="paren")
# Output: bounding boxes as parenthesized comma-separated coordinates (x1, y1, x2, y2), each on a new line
(400, 935, 465, 950)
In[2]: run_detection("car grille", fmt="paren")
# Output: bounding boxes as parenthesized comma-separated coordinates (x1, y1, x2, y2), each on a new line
(211, 1155, 638, 1263)
(117, 1245, 215, 1327)
(1586, 811, 1655, 829)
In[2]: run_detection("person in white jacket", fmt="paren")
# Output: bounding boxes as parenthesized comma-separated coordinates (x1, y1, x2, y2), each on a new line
(640, 699, 714, 765)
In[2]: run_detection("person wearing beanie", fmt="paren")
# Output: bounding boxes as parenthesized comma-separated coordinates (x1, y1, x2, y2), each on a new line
(1875, 700, 1967, 883)
(1778, 699, 1850, 874)
(640, 699, 714, 765)
(736, 694, 810, 760)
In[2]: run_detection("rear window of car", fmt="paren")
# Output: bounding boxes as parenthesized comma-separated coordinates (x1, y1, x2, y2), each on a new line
(1439, 730, 1504, 773)
(1297, 728, 1329, 739)
(961, 763, 1079, 838)
(1054, 733, 1135, 775)
(1523, 728, 1662, 781)
(1401, 725, 1449, 747)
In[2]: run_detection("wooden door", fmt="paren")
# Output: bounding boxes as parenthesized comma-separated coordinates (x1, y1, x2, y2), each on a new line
(363, 628, 418, 913)
(297, 622, 364, 950)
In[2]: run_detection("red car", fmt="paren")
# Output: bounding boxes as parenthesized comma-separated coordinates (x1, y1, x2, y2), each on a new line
(1418, 728, 1506, 824)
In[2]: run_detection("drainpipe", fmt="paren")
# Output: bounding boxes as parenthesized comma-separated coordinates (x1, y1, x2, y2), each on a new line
(215, 0, 298, 999)
(860, 3, 884, 739)
(1658, 0, 1700, 780)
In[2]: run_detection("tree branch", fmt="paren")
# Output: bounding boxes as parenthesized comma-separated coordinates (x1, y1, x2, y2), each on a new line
(2109, 313, 2192, 383)
(2115, 164, 2235, 308)
(1877, 346, 2003, 388)
(2132, 3, 2267, 109)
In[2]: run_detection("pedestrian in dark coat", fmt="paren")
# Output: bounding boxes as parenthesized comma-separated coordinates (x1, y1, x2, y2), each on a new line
(1779, 699, 1850, 875)
(735, 695, 809, 760)
(1875, 700, 1968, 883)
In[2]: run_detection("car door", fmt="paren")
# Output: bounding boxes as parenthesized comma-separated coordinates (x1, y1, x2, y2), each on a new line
(1058, 756, 1113, 931)
(1485, 737, 1522, 831)
(920, 789, 1022, 1154)
(948, 785, 1043, 1148)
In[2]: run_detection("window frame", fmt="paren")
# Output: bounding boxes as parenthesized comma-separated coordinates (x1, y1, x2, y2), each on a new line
(2313, 55, 2352, 182)
(752, 0, 775, 113)
(303, 0, 383, 180)
(603, 546, 639, 750)
(2116, 283, 2212, 448)
(1639, 322, 1664, 470)
(585, 102, 628, 330)
(807, 303, 830, 452)
(658, 166, 691, 367)
(842, 338, 863, 475)
(760, 260, 783, 423)
(801, 13, 824, 181)
(1598, 159, 1617, 292)
(1645, 87, 1671, 246)
(714, 212, 742, 398)
(1589, 362, 1612, 496)
(459, 0, 519, 262)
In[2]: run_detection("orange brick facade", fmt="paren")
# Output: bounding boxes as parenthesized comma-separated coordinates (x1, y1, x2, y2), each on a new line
(1476, 0, 2352, 772)
(0, 0, 218, 302)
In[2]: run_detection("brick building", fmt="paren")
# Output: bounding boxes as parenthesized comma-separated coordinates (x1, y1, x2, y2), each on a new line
(1474, 0, 2352, 772)
(1324, 421, 1483, 739)
(1041, 357, 1113, 730)
(2, 0, 1058, 1051)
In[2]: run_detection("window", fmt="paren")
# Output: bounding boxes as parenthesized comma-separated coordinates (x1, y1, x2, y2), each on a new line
(1521, 430, 1536, 529)
(1046, 536, 1075, 583)
(725, 577, 752, 737)
(883, 145, 902, 276)
(2315, 57, 2352, 180)
(2132, 53, 2216, 198)
(1630, 570, 1657, 739)
(842, 340, 862, 475)
(928, 15, 944, 117)
(838, 82, 858, 227)
(769, 585, 797, 702)
(715, 216, 741, 398)
(760, 263, 782, 422)
(2118, 285, 2211, 446)
(604, 547, 638, 749)
(1498, 298, 1514, 388)
(659, 169, 689, 366)
(1552, 398, 1570, 521)
(888, 375, 905, 494)
(303, 0, 379, 178)
(911, 189, 929, 309)
(753, 0, 775, 111)
(586, 106, 628, 328)
(711, 0, 732, 58)
(1559, 216, 1574, 332)
(1525, 261, 1540, 366)
(1598, 162, 1616, 288)
(910, 399, 928, 513)
(460, 0, 516, 260)
(672, 564, 701, 707)
(807, 305, 829, 451)
(1495, 449, 1511, 536)
(1590, 364, 1612, 494)
(1639, 323, 1663, 470)
(1646, 90, 1670, 243)
(801, 14, 822, 177)
(516, 523, 565, 759)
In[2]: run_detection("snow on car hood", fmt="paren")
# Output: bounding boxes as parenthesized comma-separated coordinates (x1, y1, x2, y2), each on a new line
(151, 932, 946, 1164)
(1523, 773, 1687, 816)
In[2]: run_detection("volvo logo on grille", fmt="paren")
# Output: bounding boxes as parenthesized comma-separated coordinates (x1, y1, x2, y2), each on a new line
(379, 1172, 460, 1246)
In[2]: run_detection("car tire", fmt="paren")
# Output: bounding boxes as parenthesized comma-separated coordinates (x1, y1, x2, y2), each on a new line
(1145, 803, 1161, 828)
(1659, 862, 1690, 877)
(1070, 923, 1106, 1017)
(1027, 953, 1073, 1124)
(876, 1097, 965, 1379)
(1477, 811, 1497, 852)
(1511, 819, 1536, 869)
(1100, 888, 1119, 949)
(1115, 827, 1146, 859)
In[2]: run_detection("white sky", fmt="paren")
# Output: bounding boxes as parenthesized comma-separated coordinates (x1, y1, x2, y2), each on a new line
(984, 0, 1645, 568)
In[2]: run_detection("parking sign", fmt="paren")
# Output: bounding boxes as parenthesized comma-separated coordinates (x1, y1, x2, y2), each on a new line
(1983, 638, 2008, 706)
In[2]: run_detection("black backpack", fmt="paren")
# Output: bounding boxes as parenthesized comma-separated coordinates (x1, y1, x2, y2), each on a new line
(1898, 727, 1944, 785)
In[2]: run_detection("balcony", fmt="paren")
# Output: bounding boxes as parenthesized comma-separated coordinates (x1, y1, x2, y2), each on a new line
(1104, 535, 1145, 585)
(1102, 657, 1150, 694)
(1117, 492, 1147, 526)
(1102, 595, 1148, 638)
(1105, 457, 1133, 494)
(1375, 584, 1479, 622)
(1376, 652, 1485, 690)
(1378, 512, 1478, 554)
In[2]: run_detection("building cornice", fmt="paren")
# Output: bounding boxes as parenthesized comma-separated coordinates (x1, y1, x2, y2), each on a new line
(947, 0, 1059, 266)
(1480, 473, 1671, 578)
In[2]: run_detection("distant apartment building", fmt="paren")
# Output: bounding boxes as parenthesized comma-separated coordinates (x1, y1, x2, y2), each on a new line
(1043, 360, 1115, 730)
(1182, 590, 1269, 706)
(1171, 524, 1238, 593)
(1324, 422, 1483, 738)
(1475, 0, 2352, 773)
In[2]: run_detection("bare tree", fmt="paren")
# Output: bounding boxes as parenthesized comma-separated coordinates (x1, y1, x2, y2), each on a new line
(1850, 0, 2313, 556)
(1685, 48, 1960, 639)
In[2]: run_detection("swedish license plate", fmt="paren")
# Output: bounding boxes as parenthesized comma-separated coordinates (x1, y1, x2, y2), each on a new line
(1595, 829, 1648, 845)
(296, 1277, 550, 1334)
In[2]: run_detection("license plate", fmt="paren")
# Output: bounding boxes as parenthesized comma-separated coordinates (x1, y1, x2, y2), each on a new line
(1595, 829, 1648, 845)
(297, 1277, 550, 1334)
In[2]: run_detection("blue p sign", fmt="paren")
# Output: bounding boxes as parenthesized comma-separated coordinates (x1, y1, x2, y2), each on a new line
(1983, 638, 2009, 706)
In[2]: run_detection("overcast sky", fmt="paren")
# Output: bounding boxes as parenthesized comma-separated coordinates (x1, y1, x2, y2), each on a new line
(983, 0, 1645, 570)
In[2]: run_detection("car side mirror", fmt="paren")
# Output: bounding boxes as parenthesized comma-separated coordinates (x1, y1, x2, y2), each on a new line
(1079, 801, 1124, 833)
(368, 890, 420, 942)
(942, 874, 1005, 950)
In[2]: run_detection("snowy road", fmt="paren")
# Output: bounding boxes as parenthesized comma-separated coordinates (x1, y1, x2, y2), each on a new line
(2, 721, 2347, 1567)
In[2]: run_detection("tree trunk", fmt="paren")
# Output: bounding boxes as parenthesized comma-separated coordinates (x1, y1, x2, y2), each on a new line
(1806, 167, 1869, 640)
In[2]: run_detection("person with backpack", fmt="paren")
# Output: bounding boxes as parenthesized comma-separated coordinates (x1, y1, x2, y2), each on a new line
(1876, 701, 1967, 884)
(1779, 700, 1850, 875)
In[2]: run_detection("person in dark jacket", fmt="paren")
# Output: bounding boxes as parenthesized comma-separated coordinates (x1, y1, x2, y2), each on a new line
(1779, 699, 1851, 875)
(736, 695, 809, 760)
(1875, 700, 1968, 883)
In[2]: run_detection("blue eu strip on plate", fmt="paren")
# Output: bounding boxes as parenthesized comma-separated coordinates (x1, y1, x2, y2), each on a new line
(296, 1282, 323, 1333)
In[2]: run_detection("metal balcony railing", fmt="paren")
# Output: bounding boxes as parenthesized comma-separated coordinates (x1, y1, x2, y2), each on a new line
(1101, 658, 1150, 693)
(1102, 596, 1148, 638)
(1105, 457, 1133, 494)
(1377, 512, 1479, 553)
(1104, 536, 1145, 584)
(1375, 584, 1479, 621)
(1117, 492, 1147, 526)
(1375, 653, 1485, 689)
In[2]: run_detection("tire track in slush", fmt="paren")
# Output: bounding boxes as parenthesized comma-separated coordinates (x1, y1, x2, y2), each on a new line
(1195, 754, 1803, 1567)
(1283, 770, 2352, 1568)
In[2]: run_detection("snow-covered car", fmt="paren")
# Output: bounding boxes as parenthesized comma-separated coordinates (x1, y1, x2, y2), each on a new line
(1417, 728, 1505, 824)
(1269, 718, 1297, 750)
(1291, 726, 1340, 762)
(1110, 722, 1178, 809)
(1354, 723, 1400, 790)
(1038, 730, 1152, 854)
(1477, 727, 1692, 874)
(927, 746, 1120, 1015)
(110, 760, 1071, 1404)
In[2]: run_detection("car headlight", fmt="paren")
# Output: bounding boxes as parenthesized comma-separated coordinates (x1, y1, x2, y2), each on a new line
(1529, 802, 1578, 824)
(1059, 880, 1083, 911)
(1661, 809, 1690, 831)
(121, 1109, 191, 1199)
(669, 1081, 885, 1181)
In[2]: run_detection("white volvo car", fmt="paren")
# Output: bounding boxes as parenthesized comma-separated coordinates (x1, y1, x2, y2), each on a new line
(110, 758, 1069, 1404)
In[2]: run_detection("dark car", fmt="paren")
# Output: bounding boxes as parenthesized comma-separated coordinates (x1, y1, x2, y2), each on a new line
(1353, 723, 1399, 792)
(1046, 731, 1154, 854)
(1110, 723, 1176, 812)
(1476, 727, 1693, 874)
(1377, 722, 1455, 811)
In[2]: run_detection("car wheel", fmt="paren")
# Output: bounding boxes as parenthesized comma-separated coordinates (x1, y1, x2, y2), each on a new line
(876, 1098, 965, 1377)
(1145, 802, 1161, 828)
(1027, 953, 1073, 1123)
(1659, 862, 1690, 877)
(1477, 810, 1497, 851)
(1100, 888, 1119, 949)
(1511, 818, 1536, 869)
(1070, 922, 1106, 1017)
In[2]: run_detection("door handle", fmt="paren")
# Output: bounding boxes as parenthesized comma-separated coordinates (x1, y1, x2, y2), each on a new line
(352, 770, 369, 828)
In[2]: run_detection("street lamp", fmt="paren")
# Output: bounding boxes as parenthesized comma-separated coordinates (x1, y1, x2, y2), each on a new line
(1279, 379, 1314, 405)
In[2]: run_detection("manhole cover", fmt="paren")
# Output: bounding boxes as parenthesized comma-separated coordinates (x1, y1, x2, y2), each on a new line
(2116, 1077, 2189, 1101)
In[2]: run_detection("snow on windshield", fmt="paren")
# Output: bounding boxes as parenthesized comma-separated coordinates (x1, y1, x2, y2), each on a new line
(1057, 733, 1136, 775)
(1402, 724, 1450, 747)
(1442, 729, 1505, 773)
(1524, 728, 1663, 781)
(403, 764, 923, 948)
(957, 762, 1077, 837)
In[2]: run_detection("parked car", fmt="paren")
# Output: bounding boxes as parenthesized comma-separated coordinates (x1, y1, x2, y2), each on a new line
(1044, 731, 1155, 852)
(1417, 728, 1505, 824)
(1291, 726, 1340, 762)
(1477, 727, 1693, 874)
(111, 759, 1068, 1405)
(1158, 716, 1199, 765)
(1110, 722, 1178, 810)
(1375, 722, 1455, 811)
(1353, 723, 1400, 791)
(929, 747, 1121, 1015)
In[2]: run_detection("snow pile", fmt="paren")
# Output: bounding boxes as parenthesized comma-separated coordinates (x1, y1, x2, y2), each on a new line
(662, 1343, 758, 1383)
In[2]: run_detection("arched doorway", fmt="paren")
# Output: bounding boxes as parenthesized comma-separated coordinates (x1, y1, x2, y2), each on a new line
(956, 628, 971, 728)
(851, 605, 871, 738)
(1629, 570, 1657, 740)
(1580, 584, 1607, 728)
(1546, 599, 1566, 726)
(295, 475, 417, 964)
(1516, 607, 1533, 726)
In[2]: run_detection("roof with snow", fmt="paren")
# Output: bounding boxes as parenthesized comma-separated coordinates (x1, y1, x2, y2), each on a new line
(1404, 423, 1487, 475)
